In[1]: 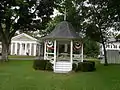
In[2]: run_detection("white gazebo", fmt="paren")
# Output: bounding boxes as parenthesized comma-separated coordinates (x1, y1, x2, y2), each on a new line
(43, 21, 83, 73)
(10, 33, 40, 56)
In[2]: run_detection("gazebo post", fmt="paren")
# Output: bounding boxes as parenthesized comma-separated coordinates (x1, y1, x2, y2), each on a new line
(44, 41, 47, 60)
(64, 44, 67, 52)
(54, 40, 57, 69)
(70, 40, 73, 64)
(81, 44, 83, 62)
(57, 43, 59, 58)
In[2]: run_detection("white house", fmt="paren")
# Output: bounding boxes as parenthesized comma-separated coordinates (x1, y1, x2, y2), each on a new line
(100, 38, 120, 56)
(10, 33, 41, 56)
(100, 37, 120, 64)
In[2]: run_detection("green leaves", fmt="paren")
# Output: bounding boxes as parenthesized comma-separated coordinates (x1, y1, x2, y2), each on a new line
(86, 24, 101, 42)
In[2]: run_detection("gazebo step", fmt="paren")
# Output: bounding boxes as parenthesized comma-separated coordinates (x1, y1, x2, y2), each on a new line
(54, 70, 70, 73)
(54, 61, 72, 73)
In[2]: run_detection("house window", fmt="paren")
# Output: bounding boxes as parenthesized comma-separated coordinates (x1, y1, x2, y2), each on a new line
(113, 44, 117, 48)
(111, 45, 112, 48)
(106, 44, 110, 48)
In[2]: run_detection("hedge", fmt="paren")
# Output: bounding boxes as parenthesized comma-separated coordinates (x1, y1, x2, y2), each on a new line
(33, 60, 53, 71)
(46, 62, 53, 71)
(72, 60, 96, 72)
(72, 63, 77, 71)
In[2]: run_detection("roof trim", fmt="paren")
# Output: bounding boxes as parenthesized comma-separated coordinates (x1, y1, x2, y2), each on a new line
(42, 21, 81, 40)
(12, 33, 38, 41)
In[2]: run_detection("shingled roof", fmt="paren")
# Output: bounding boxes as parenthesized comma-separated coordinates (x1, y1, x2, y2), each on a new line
(43, 21, 80, 40)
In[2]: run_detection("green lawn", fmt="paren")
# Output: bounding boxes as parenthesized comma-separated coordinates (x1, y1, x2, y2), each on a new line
(0, 60, 120, 90)
(8, 55, 35, 59)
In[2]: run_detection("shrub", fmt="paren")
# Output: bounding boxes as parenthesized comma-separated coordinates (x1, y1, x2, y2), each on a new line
(81, 62, 94, 72)
(72, 63, 78, 71)
(74, 62, 84, 72)
(83, 60, 95, 70)
(33, 60, 49, 70)
(74, 61, 95, 72)
(46, 62, 53, 71)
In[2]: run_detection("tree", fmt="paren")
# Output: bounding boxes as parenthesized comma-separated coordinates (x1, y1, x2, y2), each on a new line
(83, 37, 99, 58)
(81, 0, 120, 65)
(0, 0, 55, 61)
(55, 0, 87, 32)
(39, 15, 63, 37)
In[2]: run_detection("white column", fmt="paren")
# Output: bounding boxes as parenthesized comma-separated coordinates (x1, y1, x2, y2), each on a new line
(81, 44, 83, 62)
(46, 43, 48, 58)
(38, 44, 41, 56)
(70, 40, 73, 64)
(54, 40, 57, 69)
(25, 43, 27, 55)
(29, 43, 32, 56)
(64, 44, 67, 52)
(11, 43, 13, 55)
(33, 43, 37, 56)
(44, 41, 47, 60)
(15, 42, 18, 55)
(19, 43, 22, 55)
(57, 43, 59, 58)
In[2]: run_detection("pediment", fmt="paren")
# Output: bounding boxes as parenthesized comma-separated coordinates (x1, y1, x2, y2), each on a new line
(12, 33, 37, 41)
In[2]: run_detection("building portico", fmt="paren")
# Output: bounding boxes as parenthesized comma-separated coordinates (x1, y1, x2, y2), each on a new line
(10, 33, 40, 56)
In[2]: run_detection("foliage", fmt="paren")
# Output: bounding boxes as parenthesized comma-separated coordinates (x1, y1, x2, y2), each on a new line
(83, 60, 95, 69)
(40, 15, 63, 37)
(72, 63, 78, 71)
(45, 62, 53, 71)
(81, 0, 120, 65)
(55, 0, 86, 33)
(80, 62, 95, 72)
(33, 60, 49, 70)
(74, 62, 82, 72)
(72, 60, 95, 72)
(33, 60, 53, 71)
(83, 38, 99, 58)
(115, 34, 120, 41)
(0, 0, 55, 61)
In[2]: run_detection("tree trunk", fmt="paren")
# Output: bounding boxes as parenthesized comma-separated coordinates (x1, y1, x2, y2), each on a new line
(1, 41, 9, 62)
(99, 28, 108, 66)
(102, 41, 108, 66)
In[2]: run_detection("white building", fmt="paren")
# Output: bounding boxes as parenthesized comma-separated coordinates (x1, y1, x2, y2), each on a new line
(10, 33, 41, 56)
(100, 38, 120, 56)
(100, 37, 120, 64)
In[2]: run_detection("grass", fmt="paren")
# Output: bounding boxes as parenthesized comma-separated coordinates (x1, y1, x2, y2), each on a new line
(8, 55, 35, 59)
(0, 60, 120, 90)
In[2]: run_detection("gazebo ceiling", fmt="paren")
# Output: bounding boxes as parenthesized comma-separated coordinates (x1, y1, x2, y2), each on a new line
(43, 21, 81, 40)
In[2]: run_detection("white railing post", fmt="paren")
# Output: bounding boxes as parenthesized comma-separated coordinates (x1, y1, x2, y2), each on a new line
(70, 40, 73, 64)
(54, 40, 57, 69)
(44, 41, 47, 60)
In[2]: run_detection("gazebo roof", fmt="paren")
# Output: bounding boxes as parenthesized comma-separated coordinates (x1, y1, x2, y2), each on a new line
(43, 21, 80, 40)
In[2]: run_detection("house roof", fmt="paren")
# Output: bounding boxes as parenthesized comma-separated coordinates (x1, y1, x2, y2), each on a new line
(12, 33, 38, 41)
(43, 21, 81, 40)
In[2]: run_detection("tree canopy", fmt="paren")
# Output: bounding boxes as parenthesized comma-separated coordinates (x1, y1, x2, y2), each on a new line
(0, 0, 55, 61)
(53, 0, 120, 65)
